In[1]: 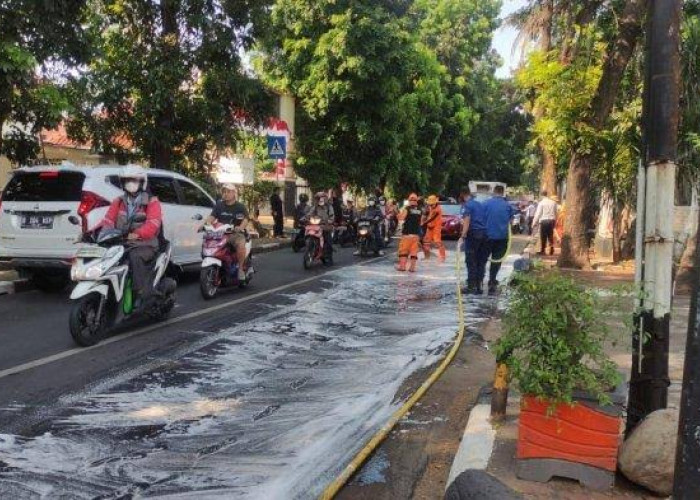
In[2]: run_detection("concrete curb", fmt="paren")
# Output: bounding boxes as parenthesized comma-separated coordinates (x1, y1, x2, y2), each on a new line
(0, 281, 14, 296)
(444, 401, 524, 499)
(251, 240, 292, 255)
(0, 241, 293, 296)
(446, 403, 496, 486)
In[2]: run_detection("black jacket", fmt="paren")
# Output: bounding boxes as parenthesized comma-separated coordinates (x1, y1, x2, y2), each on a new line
(270, 193, 283, 215)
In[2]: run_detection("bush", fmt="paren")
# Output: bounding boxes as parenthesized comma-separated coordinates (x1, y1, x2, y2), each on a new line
(494, 271, 624, 407)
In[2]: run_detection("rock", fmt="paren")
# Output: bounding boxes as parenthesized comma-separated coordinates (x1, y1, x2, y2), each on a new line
(619, 408, 679, 496)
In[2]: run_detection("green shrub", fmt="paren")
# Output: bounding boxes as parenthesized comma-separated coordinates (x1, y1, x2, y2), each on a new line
(494, 271, 624, 407)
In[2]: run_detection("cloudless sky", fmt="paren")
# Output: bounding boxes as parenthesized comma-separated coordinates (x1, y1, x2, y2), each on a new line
(492, 0, 528, 79)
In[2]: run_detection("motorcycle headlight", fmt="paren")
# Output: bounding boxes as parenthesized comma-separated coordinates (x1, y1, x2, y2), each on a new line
(71, 246, 122, 281)
(359, 229, 369, 236)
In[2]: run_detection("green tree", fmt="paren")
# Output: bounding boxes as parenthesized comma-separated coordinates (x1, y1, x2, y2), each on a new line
(0, 0, 89, 164)
(261, 0, 422, 191)
(261, 0, 504, 195)
(67, 0, 274, 172)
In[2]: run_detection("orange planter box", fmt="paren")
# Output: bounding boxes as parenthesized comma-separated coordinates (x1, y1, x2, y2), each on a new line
(517, 395, 623, 472)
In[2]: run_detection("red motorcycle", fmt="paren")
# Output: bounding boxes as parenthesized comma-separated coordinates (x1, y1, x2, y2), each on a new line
(303, 216, 331, 269)
(199, 223, 254, 299)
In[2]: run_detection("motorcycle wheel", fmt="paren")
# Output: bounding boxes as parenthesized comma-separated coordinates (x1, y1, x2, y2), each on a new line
(360, 240, 369, 257)
(69, 293, 106, 347)
(239, 258, 254, 288)
(200, 266, 220, 300)
(303, 241, 315, 269)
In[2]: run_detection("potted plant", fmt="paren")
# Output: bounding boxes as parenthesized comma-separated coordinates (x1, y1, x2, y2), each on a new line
(494, 271, 627, 491)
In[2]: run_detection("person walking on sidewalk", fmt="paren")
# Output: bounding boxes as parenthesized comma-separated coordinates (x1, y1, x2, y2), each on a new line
(457, 186, 487, 295)
(422, 195, 446, 262)
(483, 185, 515, 295)
(396, 193, 422, 272)
(532, 190, 559, 255)
(270, 187, 284, 238)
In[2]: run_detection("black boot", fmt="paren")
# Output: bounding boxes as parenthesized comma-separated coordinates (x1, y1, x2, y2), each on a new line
(488, 280, 498, 296)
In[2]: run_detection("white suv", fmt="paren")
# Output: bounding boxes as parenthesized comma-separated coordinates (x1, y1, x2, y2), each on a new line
(0, 164, 215, 292)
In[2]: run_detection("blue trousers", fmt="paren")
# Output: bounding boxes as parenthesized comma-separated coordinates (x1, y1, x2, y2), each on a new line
(464, 229, 487, 286)
(486, 238, 509, 283)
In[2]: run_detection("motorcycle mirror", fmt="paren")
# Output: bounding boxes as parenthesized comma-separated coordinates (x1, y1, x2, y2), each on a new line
(68, 215, 81, 226)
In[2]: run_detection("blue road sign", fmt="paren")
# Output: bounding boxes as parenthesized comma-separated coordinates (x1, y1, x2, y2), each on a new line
(267, 135, 287, 159)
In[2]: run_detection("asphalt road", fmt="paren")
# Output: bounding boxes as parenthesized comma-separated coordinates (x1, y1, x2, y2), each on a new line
(0, 245, 377, 406)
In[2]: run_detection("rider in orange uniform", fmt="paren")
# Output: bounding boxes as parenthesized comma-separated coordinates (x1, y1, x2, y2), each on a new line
(422, 195, 446, 261)
(397, 193, 422, 272)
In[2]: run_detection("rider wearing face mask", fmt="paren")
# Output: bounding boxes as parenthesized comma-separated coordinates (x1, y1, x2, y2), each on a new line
(309, 191, 335, 263)
(101, 165, 163, 305)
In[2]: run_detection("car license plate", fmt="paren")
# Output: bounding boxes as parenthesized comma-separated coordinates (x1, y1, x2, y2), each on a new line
(21, 214, 54, 229)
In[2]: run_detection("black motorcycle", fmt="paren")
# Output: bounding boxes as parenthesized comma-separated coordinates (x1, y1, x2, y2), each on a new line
(356, 217, 381, 257)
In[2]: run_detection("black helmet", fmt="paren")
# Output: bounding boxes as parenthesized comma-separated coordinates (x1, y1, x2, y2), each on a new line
(299, 193, 309, 203)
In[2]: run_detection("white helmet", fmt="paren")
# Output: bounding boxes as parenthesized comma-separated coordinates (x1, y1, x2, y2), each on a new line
(221, 183, 237, 192)
(119, 165, 148, 192)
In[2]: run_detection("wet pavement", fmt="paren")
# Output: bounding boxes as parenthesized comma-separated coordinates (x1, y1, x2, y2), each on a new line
(0, 253, 503, 499)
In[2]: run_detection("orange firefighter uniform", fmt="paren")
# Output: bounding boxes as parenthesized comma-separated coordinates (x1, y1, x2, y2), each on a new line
(397, 193, 422, 272)
(422, 195, 446, 261)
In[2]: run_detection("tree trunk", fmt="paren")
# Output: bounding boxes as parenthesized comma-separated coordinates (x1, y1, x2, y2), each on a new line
(534, 0, 557, 197)
(153, 0, 178, 169)
(540, 148, 557, 196)
(558, 0, 648, 269)
(560, 0, 605, 64)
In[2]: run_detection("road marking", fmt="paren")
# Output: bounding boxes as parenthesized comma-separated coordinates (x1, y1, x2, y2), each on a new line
(0, 256, 385, 380)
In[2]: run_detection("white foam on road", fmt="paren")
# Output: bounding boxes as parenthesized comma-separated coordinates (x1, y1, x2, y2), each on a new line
(0, 253, 505, 499)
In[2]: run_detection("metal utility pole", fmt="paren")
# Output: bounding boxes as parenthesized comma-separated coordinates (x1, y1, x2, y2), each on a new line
(626, 0, 681, 434)
(674, 215, 700, 496)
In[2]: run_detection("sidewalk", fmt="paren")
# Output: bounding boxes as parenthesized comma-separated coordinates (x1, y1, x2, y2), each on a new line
(446, 261, 688, 499)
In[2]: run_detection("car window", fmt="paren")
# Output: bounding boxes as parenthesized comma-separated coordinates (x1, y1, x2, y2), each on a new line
(3, 171, 85, 202)
(148, 176, 180, 204)
(177, 180, 214, 208)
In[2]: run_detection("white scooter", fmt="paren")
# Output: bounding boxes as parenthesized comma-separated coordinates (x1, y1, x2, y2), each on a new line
(68, 214, 177, 346)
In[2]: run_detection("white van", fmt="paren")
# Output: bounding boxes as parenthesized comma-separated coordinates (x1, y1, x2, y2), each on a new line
(468, 181, 508, 201)
(0, 164, 215, 291)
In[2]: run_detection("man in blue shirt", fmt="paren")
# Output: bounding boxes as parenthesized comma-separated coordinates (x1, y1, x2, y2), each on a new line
(457, 186, 487, 295)
(483, 185, 515, 295)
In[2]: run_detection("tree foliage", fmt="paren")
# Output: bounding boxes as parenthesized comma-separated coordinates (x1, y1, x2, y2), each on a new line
(260, 0, 514, 195)
(0, 0, 89, 164)
(66, 0, 274, 172)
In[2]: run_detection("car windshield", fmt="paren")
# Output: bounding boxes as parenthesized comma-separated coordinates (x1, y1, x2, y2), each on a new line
(440, 204, 462, 216)
(3, 171, 85, 202)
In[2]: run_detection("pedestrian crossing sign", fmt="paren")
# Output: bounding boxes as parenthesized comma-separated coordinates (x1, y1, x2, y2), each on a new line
(267, 135, 287, 159)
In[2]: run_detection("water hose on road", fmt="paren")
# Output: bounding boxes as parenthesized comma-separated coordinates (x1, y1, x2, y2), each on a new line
(319, 251, 466, 500)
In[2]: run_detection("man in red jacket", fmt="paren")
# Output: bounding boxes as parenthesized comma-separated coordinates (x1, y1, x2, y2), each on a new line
(101, 166, 162, 304)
